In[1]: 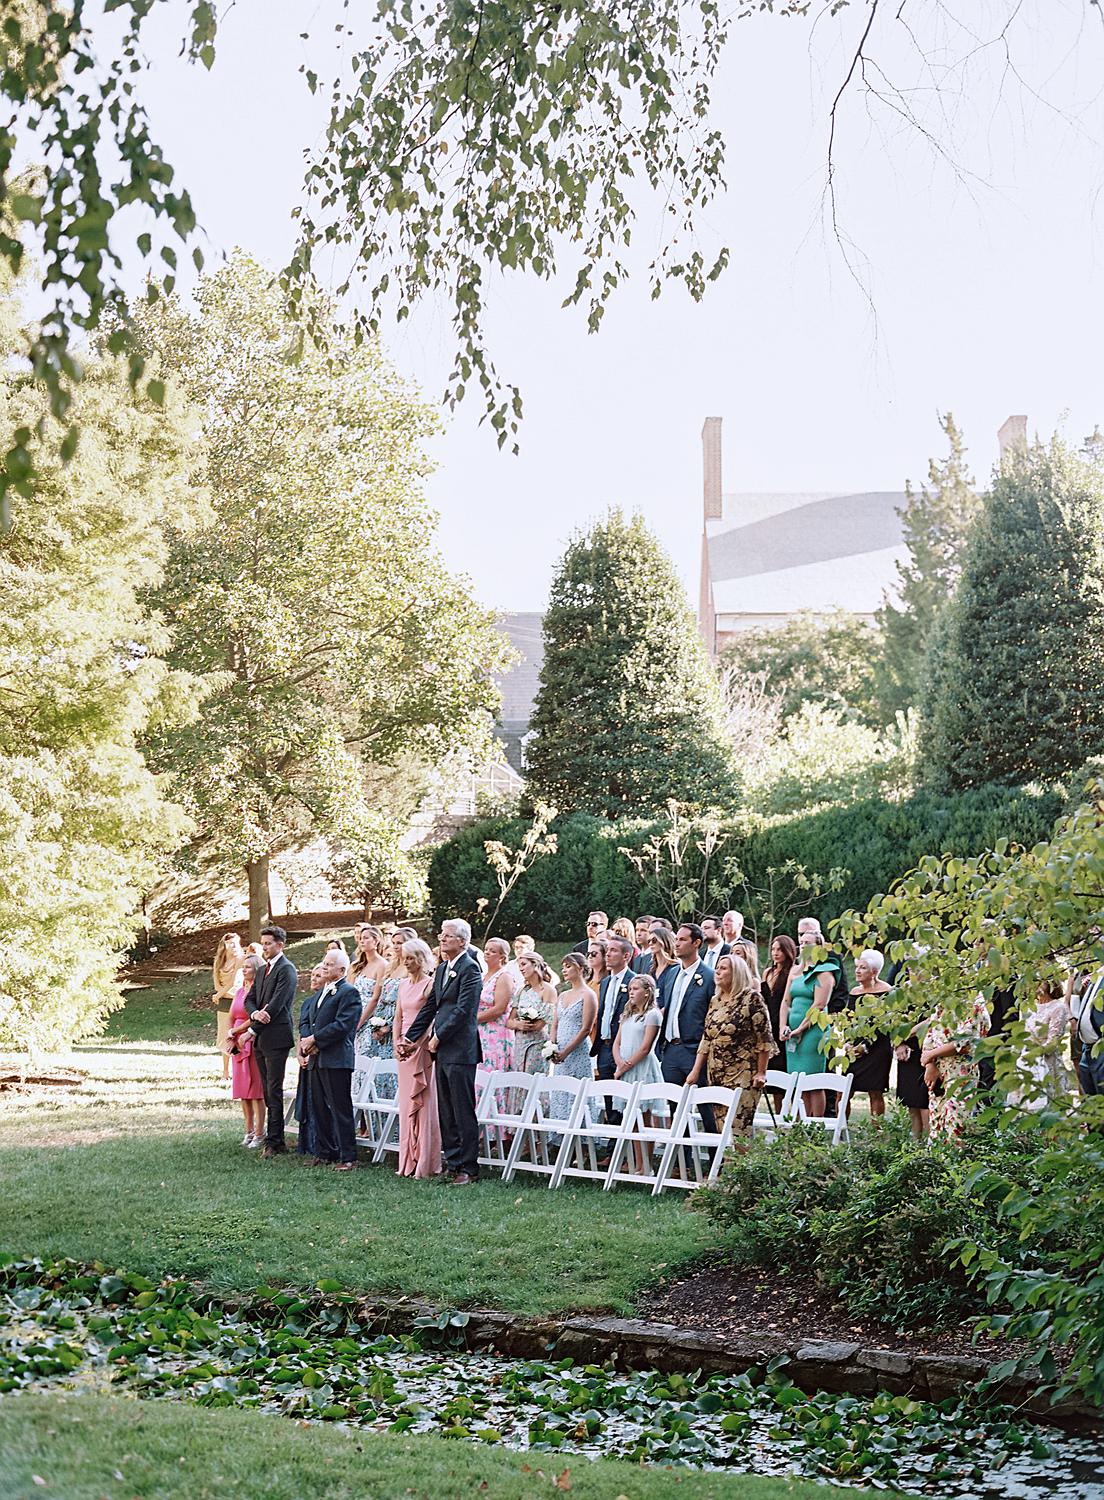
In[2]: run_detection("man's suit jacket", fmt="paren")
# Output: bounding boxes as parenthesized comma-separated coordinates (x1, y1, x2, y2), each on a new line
(630, 950, 651, 975)
(252, 951, 298, 1052)
(591, 968, 632, 1055)
(700, 941, 731, 972)
(657, 960, 715, 1054)
(301, 978, 361, 1070)
(406, 950, 482, 1067)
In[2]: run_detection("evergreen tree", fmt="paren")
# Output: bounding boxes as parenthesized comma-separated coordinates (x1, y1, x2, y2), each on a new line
(722, 609, 881, 726)
(876, 414, 978, 718)
(138, 254, 510, 936)
(919, 437, 1104, 789)
(525, 510, 736, 817)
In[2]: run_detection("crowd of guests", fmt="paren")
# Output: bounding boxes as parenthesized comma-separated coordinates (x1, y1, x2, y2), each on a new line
(210, 905, 1104, 1177)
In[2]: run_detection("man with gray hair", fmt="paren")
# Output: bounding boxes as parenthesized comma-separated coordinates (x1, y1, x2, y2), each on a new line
(402, 918, 483, 1185)
(299, 947, 362, 1170)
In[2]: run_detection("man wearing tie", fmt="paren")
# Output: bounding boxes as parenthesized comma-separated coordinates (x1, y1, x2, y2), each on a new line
(659, 922, 717, 1129)
(298, 948, 362, 1170)
(699, 915, 730, 971)
(402, 918, 482, 1185)
(591, 934, 634, 1123)
(249, 924, 299, 1157)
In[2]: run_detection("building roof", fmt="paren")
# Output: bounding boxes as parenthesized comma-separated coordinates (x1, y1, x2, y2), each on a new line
(707, 490, 907, 620)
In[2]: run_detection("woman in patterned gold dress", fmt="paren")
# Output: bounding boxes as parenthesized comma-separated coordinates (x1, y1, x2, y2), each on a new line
(686, 953, 775, 1137)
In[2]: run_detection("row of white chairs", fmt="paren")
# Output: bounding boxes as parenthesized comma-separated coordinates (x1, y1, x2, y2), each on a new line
(311, 1060, 855, 1191)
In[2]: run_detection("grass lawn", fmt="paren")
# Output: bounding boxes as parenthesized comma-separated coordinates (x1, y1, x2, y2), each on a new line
(0, 1392, 852, 1500)
(0, 934, 715, 1316)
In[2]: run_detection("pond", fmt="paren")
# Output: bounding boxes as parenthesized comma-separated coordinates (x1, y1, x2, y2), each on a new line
(2, 1262, 1101, 1499)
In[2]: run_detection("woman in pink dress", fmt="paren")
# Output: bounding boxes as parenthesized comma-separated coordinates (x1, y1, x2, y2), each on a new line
(478, 938, 517, 1073)
(393, 938, 442, 1178)
(224, 954, 265, 1146)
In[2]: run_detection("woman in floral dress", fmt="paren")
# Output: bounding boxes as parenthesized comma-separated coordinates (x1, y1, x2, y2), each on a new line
(350, 924, 389, 1103)
(506, 952, 555, 1074)
(549, 951, 598, 1121)
(478, 938, 518, 1075)
(688, 954, 775, 1137)
(921, 994, 990, 1143)
(354, 927, 414, 1103)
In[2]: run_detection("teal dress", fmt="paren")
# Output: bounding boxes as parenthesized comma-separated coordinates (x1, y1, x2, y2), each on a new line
(785, 963, 833, 1073)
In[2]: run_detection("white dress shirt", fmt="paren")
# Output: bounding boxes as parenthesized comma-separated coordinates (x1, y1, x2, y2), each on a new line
(666, 959, 701, 1043)
(601, 966, 629, 1041)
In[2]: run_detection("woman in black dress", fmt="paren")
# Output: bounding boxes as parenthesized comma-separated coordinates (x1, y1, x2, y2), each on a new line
(760, 935, 796, 1086)
(886, 954, 929, 1138)
(845, 948, 894, 1119)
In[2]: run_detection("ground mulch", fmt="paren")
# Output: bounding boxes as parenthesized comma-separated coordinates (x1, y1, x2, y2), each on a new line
(649, 1260, 1023, 1361)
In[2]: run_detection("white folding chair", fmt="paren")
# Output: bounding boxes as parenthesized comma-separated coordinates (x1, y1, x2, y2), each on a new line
(502, 1075, 588, 1184)
(476, 1070, 537, 1171)
(551, 1078, 639, 1189)
(602, 1082, 690, 1193)
(752, 1069, 798, 1137)
(351, 1059, 378, 1146)
(654, 1084, 742, 1191)
(793, 1071, 853, 1145)
(367, 1061, 401, 1162)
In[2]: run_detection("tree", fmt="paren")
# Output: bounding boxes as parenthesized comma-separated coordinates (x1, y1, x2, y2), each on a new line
(139, 253, 511, 938)
(327, 809, 426, 921)
(0, 285, 201, 1057)
(919, 437, 1104, 790)
(721, 610, 882, 726)
(875, 414, 978, 719)
(525, 509, 737, 818)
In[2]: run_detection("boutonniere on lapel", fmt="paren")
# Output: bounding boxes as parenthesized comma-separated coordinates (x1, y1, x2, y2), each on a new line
(694, 975, 704, 986)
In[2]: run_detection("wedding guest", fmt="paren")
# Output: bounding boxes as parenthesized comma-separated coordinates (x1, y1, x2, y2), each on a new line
(549, 951, 598, 1120)
(889, 953, 930, 1137)
(225, 953, 264, 1145)
(478, 937, 517, 1075)
(350, 924, 389, 1101)
(592, 935, 635, 1122)
(573, 909, 609, 954)
(507, 952, 556, 1074)
(403, 919, 482, 1186)
(294, 964, 326, 1159)
(734, 938, 760, 981)
(394, 939, 441, 1178)
(633, 916, 657, 971)
(845, 949, 894, 1120)
(648, 925, 679, 1004)
(922, 995, 990, 1144)
(760, 935, 796, 1079)
(721, 910, 744, 946)
(796, 916, 849, 1012)
(687, 954, 774, 1137)
(299, 949, 362, 1170)
(586, 935, 610, 1000)
(699, 915, 729, 971)
(326, 938, 348, 955)
(1013, 979, 1074, 1107)
(505, 933, 535, 988)
(612, 917, 638, 954)
(614, 972, 667, 1105)
(363, 928, 415, 1101)
(249, 925, 299, 1158)
(779, 935, 834, 1118)
(1073, 965, 1104, 1095)
(212, 932, 245, 1080)
(659, 923, 716, 1127)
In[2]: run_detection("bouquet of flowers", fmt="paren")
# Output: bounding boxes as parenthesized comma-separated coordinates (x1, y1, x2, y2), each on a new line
(369, 1014, 391, 1038)
(540, 1039, 558, 1061)
(516, 998, 545, 1024)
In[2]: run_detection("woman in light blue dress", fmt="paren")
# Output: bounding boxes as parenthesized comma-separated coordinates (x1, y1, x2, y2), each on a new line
(549, 952, 598, 1122)
(356, 927, 414, 1103)
(351, 924, 388, 1104)
(614, 973, 667, 1114)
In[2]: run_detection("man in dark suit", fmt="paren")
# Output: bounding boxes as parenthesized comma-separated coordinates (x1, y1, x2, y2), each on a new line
(658, 922, 717, 1129)
(699, 915, 731, 972)
(249, 924, 299, 1157)
(299, 949, 362, 1170)
(591, 934, 634, 1123)
(631, 915, 656, 973)
(403, 918, 483, 1185)
(572, 910, 609, 957)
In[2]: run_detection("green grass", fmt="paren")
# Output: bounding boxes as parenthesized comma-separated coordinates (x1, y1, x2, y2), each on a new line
(0, 1392, 850, 1500)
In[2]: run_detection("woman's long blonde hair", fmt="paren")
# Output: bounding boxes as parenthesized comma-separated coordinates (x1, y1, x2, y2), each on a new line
(350, 923, 384, 979)
(715, 953, 756, 1002)
(213, 932, 242, 982)
(650, 925, 677, 974)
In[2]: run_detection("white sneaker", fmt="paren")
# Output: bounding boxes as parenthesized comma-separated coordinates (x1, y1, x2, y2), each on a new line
(242, 1132, 253, 1146)
(246, 1135, 261, 1148)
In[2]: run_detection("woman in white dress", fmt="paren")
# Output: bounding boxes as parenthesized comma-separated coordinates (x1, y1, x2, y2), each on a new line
(613, 973, 668, 1173)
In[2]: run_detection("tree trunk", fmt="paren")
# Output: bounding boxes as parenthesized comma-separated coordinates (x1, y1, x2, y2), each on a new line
(246, 855, 271, 942)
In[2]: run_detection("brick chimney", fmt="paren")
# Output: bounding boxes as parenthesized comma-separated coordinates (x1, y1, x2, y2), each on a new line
(702, 416, 723, 521)
(997, 414, 1027, 466)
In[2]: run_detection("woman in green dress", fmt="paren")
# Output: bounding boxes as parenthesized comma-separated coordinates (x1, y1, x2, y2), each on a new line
(779, 940, 835, 1117)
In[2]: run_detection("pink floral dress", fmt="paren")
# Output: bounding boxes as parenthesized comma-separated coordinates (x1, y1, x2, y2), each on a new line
(478, 969, 516, 1073)
(926, 996, 990, 1143)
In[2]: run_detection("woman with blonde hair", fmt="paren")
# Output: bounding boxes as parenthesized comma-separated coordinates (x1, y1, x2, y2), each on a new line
(212, 932, 245, 1080)
(393, 939, 441, 1177)
(224, 953, 265, 1144)
(688, 954, 775, 1137)
(611, 917, 637, 953)
(355, 926, 414, 1103)
(507, 951, 556, 1074)
(613, 972, 669, 1168)
(479, 937, 518, 1076)
(350, 924, 389, 1104)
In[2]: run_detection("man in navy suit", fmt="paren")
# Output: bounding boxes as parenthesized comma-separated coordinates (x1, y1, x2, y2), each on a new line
(659, 922, 717, 1130)
(249, 924, 300, 1157)
(299, 949, 362, 1170)
(403, 918, 483, 1185)
(591, 934, 634, 1124)
(699, 915, 731, 972)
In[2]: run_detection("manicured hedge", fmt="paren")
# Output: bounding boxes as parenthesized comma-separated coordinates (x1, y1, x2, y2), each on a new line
(428, 785, 1064, 941)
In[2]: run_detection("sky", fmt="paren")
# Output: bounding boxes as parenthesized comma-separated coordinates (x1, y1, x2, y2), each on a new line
(130, 1, 1104, 611)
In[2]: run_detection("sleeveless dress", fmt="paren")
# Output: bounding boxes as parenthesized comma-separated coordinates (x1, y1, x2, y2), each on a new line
(511, 985, 552, 1074)
(351, 973, 378, 1103)
(617, 1005, 667, 1113)
(478, 970, 515, 1073)
(228, 985, 262, 1100)
(785, 963, 834, 1073)
(550, 992, 594, 1120)
(846, 985, 894, 1095)
(396, 977, 441, 1177)
(361, 972, 399, 1100)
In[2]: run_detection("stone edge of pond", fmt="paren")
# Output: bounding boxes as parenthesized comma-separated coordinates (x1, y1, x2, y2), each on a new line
(347, 1298, 1101, 1431)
